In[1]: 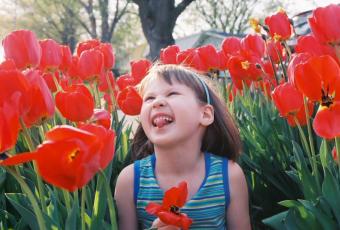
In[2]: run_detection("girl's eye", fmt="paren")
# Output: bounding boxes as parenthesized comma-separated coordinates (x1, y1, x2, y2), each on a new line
(167, 92, 179, 97)
(144, 96, 154, 102)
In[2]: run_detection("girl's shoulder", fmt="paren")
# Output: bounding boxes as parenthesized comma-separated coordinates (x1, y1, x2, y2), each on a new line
(115, 163, 134, 190)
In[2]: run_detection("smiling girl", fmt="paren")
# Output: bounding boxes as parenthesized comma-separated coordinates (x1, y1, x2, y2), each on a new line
(115, 64, 250, 229)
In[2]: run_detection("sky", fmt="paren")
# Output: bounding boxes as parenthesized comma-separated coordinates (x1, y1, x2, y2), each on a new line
(1, 0, 340, 61)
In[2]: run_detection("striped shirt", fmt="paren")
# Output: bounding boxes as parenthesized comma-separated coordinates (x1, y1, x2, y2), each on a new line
(134, 152, 230, 229)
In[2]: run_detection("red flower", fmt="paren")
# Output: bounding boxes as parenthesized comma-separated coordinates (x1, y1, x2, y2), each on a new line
(197, 44, 219, 70)
(285, 101, 314, 127)
(0, 97, 20, 152)
(295, 35, 337, 58)
(116, 73, 136, 90)
(42, 71, 59, 93)
(116, 86, 142, 115)
(309, 4, 340, 45)
(130, 59, 152, 83)
(76, 39, 100, 57)
(2, 30, 41, 69)
(98, 71, 116, 93)
(146, 181, 193, 230)
(217, 50, 229, 71)
(264, 10, 292, 41)
(56, 84, 94, 122)
(23, 70, 55, 127)
(177, 48, 207, 72)
(67, 56, 81, 80)
(313, 102, 340, 139)
(39, 39, 62, 73)
(160, 45, 180, 64)
(0, 124, 115, 192)
(266, 39, 286, 63)
(90, 109, 112, 129)
(241, 34, 265, 58)
(294, 55, 340, 102)
(221, 36, 241, 61)
(77, 49, 104, 81)
(98, 43, 115, 70)
(59, 45, 72, 72)
(287, 53, 312, 86)
(272, 82, 304, 117)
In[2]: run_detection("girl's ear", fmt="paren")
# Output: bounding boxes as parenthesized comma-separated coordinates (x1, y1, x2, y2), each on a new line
(200, 104, 214, 126)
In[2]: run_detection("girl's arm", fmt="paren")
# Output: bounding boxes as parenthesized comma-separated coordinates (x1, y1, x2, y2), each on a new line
(114, 164, 138, 230)
(226, 161, 251, 230)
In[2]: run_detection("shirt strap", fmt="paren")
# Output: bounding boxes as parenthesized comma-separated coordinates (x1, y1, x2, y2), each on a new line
(134, 160, 141, 206)
(222, 158, 230, 207)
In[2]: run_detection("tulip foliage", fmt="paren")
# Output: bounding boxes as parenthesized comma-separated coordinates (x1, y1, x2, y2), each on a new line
(1, 3, 340, 230)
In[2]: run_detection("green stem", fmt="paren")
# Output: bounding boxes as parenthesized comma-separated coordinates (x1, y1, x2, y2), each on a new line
(81, 188, 86, 230)
(63, 189, 72, 213)
(19, 119, 47, 214)
(335, 137, 340, 178)
(303, 97, 321, 192)
(100, 171, 117, 229)
(293, 116, 314, 170)
(105, 71, 119, 129)
(7, 167, 46, 230)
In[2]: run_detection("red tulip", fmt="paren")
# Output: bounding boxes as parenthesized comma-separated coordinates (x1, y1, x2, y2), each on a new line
(177, 48, 207, 72)
(76, 39, 100, 57)
(0, 69, 32, 116)
(39, 39, 62, 72)
(89, 109, 112, 129)
(217, 50, 229, 71)
(0, 124, 116, 192)
(78, 49, 104, 81)
(2, 30, 41, 69)
(287, 53, 312, 86)
(98, 71, 116, 93)
(295, 35, 337, 59)
(22, 70, 55, 127)
(266, 39, 286, 64)
(116, 73, 136, 90)
(309, 4, 340, 45)
(0, 97, 20, 152)
(98, 43, 115, 70)
(197, 44, 220, 70)
(117, 86, 142, 115)
(241, 34, 266, 58)
(272, 82, 304, 117)
(313, 102, 340, 139)
(56, 84, 94, 122)
(221, 36, 241, 61)
(160, 45, 180, 64)
(59, 45, 72, 72)
(67, 56, 81, 80)
(285, 101, 314, 127)
(42, 71, 59, 93)
(294, 55, 340, 102)
(130, 59, 152, 83)
(0, 59, 17, 70)
(264, 10, 292, 41)
(146, 181, 192, 230)
(228, 55, 263, 85)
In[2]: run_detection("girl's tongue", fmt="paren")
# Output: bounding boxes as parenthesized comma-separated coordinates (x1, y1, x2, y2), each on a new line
(153, 116, 173, 128)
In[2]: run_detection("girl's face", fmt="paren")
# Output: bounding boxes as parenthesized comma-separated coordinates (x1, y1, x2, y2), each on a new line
(140, 76, 212, 148)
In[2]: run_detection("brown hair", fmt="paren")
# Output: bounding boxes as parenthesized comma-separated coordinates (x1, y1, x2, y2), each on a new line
(131, 64, 242, 161)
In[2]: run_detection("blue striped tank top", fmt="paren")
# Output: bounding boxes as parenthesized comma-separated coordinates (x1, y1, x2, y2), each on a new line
(134, 152, 230, 229)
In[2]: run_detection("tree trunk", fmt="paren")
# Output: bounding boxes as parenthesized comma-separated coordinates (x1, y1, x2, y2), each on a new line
(133, 0, 195, 60)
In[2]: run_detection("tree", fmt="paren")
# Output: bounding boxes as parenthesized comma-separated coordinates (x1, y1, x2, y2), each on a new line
(194, 0, 256, 35)
(132, 0, 195, 60)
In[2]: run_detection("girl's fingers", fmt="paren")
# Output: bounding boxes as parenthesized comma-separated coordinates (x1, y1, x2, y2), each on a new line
(151, 218, 180, 230)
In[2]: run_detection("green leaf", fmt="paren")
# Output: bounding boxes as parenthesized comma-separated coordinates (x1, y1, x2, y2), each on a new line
(262, 210, 288, 230)
(298, 199, 337, 230)
(320, 140, 332, 169)
(65, 193, 79, 230)
(292, 141, 319, 201)
(322, 168, 340, 225)
(5, 193, 38, 230)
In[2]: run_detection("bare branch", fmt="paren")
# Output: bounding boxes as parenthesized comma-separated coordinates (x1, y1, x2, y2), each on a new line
(174, 0, 195, 18)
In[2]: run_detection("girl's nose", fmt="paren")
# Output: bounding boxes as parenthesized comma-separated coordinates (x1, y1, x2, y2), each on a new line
(152, 98, 166, 108)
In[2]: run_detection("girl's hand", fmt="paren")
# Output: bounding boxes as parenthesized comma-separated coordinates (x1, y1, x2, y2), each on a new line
(150, 218, 181, 230)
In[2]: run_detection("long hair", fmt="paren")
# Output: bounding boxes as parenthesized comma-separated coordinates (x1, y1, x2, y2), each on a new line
(131, 64, 242, 161)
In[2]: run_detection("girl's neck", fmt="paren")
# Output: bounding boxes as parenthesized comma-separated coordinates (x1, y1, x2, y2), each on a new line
(154, 143, 203, 175)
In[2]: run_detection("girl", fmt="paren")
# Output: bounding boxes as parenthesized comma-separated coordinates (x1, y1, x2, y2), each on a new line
(115, 64, 250, 229)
